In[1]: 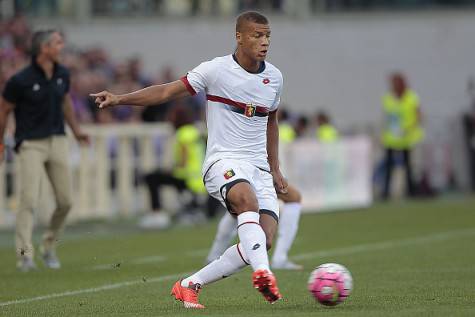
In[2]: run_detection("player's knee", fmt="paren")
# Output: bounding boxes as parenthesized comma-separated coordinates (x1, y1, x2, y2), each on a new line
(228, 192, 259, 213)
(281, 187, 302, 203)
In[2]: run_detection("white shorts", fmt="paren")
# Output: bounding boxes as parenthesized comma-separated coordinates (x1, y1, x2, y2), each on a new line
(203, 159, 279, 221)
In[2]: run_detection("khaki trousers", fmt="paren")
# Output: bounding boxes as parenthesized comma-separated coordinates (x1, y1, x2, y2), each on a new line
(16, 136, 72, 260)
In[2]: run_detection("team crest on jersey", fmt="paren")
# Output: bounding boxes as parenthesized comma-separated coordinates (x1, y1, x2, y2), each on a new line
(245, 104, 256, 118)
(224, 169, 235, 180)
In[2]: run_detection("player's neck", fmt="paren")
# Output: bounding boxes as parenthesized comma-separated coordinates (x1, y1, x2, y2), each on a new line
(35, 55, 55, 79)
(234, 50, 261, 73)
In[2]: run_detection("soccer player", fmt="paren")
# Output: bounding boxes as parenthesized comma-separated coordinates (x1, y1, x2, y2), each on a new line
(91, 11, 284, 308)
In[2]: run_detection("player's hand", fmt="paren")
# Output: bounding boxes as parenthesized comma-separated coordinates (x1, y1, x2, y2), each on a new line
(90, 91, 119, 109)
(74, 132, 90, 146)
(272, 169, 288, 194)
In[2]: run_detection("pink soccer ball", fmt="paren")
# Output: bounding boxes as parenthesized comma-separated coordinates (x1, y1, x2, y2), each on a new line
(308, 263, 353, 306)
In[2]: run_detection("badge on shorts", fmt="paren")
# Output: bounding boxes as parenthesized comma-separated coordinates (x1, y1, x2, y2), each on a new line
(245, 103, 256, 118)
(224, 169, 235, 180)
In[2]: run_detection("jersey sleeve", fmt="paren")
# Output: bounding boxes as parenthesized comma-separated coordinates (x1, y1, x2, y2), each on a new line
(269, 73, 283, 112)
(180, 60, 218, 96)
(2, 75, 21, 104)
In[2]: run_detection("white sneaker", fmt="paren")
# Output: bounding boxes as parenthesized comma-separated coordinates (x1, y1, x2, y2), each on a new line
(42, 249, 61, 269)
(138, 212, 171, 230)
(271, 260, 304, 271)
(17, 257, 38, 272)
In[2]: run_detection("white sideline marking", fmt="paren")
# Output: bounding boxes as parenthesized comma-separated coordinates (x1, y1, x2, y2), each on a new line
(1, 227, 474, 307)
(0, 273, 185, 307)
(293, 227, 475, 261)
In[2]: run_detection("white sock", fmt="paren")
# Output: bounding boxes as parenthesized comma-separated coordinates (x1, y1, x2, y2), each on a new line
(237, 211, 270, 272)
(272, 202, 302, 264)
(206, 213, 238, 263)
(181, 244, 248, 287)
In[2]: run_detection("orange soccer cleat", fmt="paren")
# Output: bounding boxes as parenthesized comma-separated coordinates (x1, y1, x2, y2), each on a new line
(252, 269, 282, 304)
(171, 280, 205, 309)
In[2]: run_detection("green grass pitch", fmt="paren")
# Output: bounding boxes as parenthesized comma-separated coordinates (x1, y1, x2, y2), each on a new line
(0, 197, 474, 316)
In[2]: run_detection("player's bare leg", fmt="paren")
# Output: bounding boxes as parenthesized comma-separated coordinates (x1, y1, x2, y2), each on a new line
(273, 184, 303, 270)
(228, 182, 282, 303)
(207, 184, 303, 270)
(174, 182, 281, 307)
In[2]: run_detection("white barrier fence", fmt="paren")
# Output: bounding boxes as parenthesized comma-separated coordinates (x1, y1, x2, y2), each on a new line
(0, 125, 373, 228)
(0, 123, 174, 228)
(283, 136, 373, 212)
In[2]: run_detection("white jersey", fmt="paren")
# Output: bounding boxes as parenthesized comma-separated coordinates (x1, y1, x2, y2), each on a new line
(181, 54, 283, 174)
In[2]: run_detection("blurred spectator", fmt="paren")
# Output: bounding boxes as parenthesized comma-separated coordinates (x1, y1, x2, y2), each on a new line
(278, 109, 296, 143)
(0, 16, 206, 127)
(315, 111, 339, 142)
(463, 76, 475, 192)
(381, 72, 424, 200)
(140, 105, 217, 229)
(141, 66, 178, 123)
(294, 115, 309, 138)
(108, 62, 143, 122)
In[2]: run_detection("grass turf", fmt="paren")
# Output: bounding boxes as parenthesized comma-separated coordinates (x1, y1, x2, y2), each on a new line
(0, 197, 474, 316)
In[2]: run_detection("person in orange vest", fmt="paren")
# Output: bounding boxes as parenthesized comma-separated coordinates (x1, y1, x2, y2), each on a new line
(381, 72, 424, 199)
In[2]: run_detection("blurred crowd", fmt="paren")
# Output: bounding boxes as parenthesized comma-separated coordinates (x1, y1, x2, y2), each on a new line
(0, 16, 206, 127)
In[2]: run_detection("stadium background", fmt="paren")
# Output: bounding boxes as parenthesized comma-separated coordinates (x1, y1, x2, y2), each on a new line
(0, 1, 475, 316)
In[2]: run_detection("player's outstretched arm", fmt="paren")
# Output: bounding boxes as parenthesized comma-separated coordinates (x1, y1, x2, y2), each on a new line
(90, 80, 190, 109)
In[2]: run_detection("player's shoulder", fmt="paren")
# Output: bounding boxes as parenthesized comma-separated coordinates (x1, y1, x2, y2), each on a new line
(192, 55, 229, 74)
(264, 61, 283, 82)
(202, 55, 229, 65)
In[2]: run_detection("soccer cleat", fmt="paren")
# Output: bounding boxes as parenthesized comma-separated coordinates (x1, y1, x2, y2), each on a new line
(252, 269, 282, 303)
(171, 280, 205, 309)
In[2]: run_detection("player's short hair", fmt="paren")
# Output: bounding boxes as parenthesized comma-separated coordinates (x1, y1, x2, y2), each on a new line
(31, 29, 58, 56)
(236, 11, 269, 32)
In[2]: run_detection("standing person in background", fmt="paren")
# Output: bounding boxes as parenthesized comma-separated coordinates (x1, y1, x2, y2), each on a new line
(0, 30, 89, 271)
(206, 108, 303, 270)
(315, 111, 339, 142)
(381, 72, 423, 200)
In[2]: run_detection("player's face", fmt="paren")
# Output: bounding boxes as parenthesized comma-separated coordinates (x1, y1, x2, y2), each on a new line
(239, 22, 271, 62)
(44, 32, 64, 62)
